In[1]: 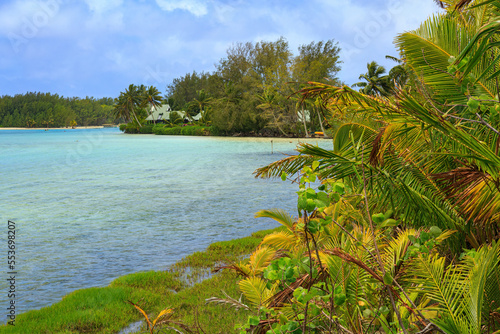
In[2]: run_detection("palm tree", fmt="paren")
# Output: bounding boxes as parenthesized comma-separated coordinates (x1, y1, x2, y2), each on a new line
(352, 61, 392, 97)
(26, 119, 36, 128)
(234, 1, 500, 333)
(166, 111, 183, 126)
(143, 86, 163, 124)
(114, 84, 142, 126)
(256, 0, 500, 253)
(302, 96, 328, 136)
(42, 119, 53, 130)
(386, 55, 410, 90)
(257, 89, 289, 136)
(192, 89, 212, 123)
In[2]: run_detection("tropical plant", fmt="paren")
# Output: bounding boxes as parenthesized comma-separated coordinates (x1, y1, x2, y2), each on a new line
(386, 55, 410, 90)
(256, 0, 500, 251)
(143, 86, 163, 125)
(114, 84, 143, 126)
(42, 119, 54, 129)
(217, 164, 471, 333)
(257, 89, 290, 136)
(352, 61, 392, 97)
(127, 301, 192, 333)
(168, 111, 183, 126)
(228, 2, 500, 332)
(114, 84, 165, 128)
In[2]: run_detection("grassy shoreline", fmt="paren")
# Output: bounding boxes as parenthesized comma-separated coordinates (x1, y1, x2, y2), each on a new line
(0, 227, 281, 334)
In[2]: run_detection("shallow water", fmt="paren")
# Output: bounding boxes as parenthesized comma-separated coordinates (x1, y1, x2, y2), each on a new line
(0, 128, 331, 317)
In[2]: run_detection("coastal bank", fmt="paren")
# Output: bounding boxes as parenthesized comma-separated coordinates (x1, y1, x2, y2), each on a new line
(0, 227, 282, 333)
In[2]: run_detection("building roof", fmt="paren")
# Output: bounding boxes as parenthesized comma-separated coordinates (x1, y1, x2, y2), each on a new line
(145, 104, 171, 121)
(192, 112, 202, 121)
(145, 104, 199, 122)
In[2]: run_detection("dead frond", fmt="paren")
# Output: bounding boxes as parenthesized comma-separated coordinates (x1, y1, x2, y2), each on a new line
(205, 291, 250, 310)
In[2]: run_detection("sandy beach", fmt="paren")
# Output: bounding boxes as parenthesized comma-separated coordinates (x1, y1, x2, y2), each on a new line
(0, 126, 113, 130)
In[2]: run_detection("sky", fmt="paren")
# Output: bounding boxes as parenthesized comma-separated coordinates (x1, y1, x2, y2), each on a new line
(0, 0, 442, 99)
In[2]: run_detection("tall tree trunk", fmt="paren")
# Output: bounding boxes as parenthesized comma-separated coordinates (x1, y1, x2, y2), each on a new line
(132, 110, 141, 127)
(301, 108, 309, 137)
(316, 107, 326, 136)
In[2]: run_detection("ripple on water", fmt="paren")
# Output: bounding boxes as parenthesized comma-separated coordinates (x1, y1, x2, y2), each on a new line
(0, 128, 332, 315)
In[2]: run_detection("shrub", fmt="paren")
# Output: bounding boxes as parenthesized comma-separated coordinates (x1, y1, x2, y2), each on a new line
(124, 124, 140, 134)
(152, 125, 211, 136)
(139, 125, 154, 134)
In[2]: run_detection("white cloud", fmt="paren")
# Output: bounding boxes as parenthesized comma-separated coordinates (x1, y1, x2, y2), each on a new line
(83, 0, 123, 14)
(0, 0, 442, 98)
(0, 0, 60, 34)
(212, 2, 236, 23)
(155, 0, 208, 17)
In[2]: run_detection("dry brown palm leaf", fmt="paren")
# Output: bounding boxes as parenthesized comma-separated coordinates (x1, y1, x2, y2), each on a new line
(322, 248, 384, 283)
(369, 127, 386, 167)
(213, 264, 249, 277)
(434, 0, 446, 9)
(455, 0, 475, 10)
(432, 166, 500, 224)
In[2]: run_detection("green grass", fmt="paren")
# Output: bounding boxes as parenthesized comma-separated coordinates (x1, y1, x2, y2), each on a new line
(0, 227, 282, 334)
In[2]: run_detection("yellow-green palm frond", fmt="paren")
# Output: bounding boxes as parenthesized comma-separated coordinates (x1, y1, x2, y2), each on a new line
(297, 83, 392, 111)
(324, 194, 365, 225)
(262, 230, 300, 251)
(382, 229, 417, 276)
(238, 277, 278, 308)
(396, 13, 495, 104)
(408, 254, 472, 333)
(407, 241, 500, 333)
(255, 209, 295, 231)
(461, 240, 500, 328)
(333, 122, 377, 153)
(254, 154, 317, 179)
(247, 246, 277, 276)
(457, 12, 500, 85)
(382, 228, 456, 277)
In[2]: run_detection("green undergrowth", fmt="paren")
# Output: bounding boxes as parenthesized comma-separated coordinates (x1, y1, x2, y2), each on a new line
(152, 125, 211, 136)
(0, 227, 283, 334)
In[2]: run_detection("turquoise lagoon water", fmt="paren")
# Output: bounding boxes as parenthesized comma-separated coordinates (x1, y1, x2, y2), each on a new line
(0, 128, 331, 316)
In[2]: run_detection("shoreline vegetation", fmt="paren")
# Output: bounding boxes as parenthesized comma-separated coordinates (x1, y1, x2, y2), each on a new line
(112, 38, 343, 138)
(119, 123, 331, 138)
(6, 1, 500, 333)
(0, 126, 111, 130)
(0, 227, 283, 333)
(0, 93, 115, 128)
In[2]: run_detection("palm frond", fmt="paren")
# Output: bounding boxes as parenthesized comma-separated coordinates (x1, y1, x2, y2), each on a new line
(238, 277, 276, 308)
(255, 209, 295, 230)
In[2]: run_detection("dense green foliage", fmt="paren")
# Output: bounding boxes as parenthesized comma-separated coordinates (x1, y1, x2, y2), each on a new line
(114, 84, 162, 127)
(0, 92, 115, 127)
(152, 125, 210, 136)
(117, 38, 342, 136)
(226, 1, 500, 333)
(163, 37, 342, 136)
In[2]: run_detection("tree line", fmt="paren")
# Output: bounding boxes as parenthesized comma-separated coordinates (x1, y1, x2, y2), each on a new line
(0, 92, 115, 128)
(117, 37, 343, 136)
